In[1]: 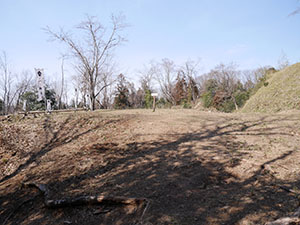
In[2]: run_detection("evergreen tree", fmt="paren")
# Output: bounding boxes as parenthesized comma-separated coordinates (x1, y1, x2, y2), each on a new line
(144, 89, 153, 109)
(173, 74, 188, 105)
(21, 88, 57, 111)
(113, 74, 130, 109)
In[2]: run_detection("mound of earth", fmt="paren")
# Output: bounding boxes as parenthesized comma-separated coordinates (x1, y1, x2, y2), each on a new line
(241, 62, 300, 113)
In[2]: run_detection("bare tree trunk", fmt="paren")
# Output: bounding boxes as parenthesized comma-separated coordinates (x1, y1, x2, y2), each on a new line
(59, 57, 65, 109)
(91, 92, 96, 110)
(230, 91, 239, 111)
(0, 51, 13, 115)
(233, 97, 238, 110)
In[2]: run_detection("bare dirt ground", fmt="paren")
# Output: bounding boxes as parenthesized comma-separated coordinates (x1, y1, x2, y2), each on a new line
(1, 109, 300, 225)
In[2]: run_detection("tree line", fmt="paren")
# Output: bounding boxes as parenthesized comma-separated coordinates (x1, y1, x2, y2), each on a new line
(0, 15, 288, 115)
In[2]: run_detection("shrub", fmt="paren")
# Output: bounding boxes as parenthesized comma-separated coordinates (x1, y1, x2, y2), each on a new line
(202, 92, 214, 108)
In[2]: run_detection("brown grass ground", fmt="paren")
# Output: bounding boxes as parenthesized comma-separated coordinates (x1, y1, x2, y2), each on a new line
(1, 109, 300, 225)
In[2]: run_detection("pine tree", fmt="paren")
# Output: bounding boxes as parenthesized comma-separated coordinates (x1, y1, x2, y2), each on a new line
(114, 74, 130, 109)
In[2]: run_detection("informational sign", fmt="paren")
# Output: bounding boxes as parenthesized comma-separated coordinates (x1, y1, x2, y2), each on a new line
(151, 93, 158, 97)
(35, 68, 45, 101)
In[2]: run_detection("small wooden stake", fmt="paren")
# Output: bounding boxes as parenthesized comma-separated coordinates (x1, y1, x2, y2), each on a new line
(151, 93, 158, 112)
(152, 96, 156, 112)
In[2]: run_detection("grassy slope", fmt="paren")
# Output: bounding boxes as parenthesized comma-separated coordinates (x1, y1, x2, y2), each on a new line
(241, 62, 300, 113)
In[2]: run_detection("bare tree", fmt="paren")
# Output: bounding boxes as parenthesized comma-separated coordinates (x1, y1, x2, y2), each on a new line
(155, 58, 177, 104)
(289, 1, 300, 17)
(178, 59, 200, 103)
(45, 15, 127, 110)
(277, 51, 289, 70)
(58, 56, 65, 109)
(139, 62, 156, 92)
(14, 70, 33, 110)
(242, 66, 272, 91)
(195, 72, 211, 94)
(72, 74, 88, 107)
(0, 52, 32, 114)
(51, 56, 66, 109)
(290, 7, 300, 16)
(209, 63, 241, 110)
(0, 51, 14, 114)
(96, 62, 116, 109)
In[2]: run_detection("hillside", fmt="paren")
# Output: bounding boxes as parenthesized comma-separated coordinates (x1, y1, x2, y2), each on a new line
(241, 62, 300, 113)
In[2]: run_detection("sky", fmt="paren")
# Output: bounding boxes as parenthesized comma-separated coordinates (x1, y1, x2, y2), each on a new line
(0, 0, 300, 85)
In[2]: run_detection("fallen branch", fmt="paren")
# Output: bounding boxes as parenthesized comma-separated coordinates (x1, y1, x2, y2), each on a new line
(22, 182, 150, 224)
(265, 207, 300, 225)
(279, 186, 300, 196)
(24, 182, 147, 208)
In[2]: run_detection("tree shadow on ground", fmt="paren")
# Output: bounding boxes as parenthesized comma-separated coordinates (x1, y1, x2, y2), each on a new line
(0, 114, 122, 184)
(1, 114, 299, 225)
(0, 113, 127, 225)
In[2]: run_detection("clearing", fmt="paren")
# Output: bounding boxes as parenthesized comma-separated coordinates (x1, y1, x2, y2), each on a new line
(1, 109, 300, 225)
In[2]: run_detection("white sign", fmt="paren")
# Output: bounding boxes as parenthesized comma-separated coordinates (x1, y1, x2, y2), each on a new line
(35, 68, 45, 101)
(151, 93, 158, 97)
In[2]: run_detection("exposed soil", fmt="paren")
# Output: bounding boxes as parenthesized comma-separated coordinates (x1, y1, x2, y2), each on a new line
(1, 109, 300, 225)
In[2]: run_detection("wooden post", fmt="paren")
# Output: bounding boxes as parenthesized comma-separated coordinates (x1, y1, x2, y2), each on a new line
(152, 96, 156, 112)
(151, 93, 158, 112)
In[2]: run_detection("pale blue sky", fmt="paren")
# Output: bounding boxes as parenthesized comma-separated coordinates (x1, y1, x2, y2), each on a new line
(0, 0, 299, 83)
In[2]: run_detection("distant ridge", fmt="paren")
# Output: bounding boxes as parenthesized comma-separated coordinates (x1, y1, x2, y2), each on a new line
(241, 63, 300, 113)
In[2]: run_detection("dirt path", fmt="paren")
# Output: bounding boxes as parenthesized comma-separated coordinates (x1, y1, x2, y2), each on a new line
(1, 109, 300, 224)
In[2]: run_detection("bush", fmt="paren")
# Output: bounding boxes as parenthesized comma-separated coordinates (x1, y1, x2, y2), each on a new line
(144, 90, 153, 109)
(235, 91, 250, 108)
(216, 99, 234, 112)
(182, 99, 192, 109)
(202, 92, 214, 108)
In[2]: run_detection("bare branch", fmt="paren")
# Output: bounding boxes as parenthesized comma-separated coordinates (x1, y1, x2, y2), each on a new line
(45, 15, 127, 110)
(289, 7, 300, 17)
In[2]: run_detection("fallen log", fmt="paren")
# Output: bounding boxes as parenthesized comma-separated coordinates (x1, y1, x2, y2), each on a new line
(18, 108, 86, 115)
(5, 182, 149, 224)
(24, 182, 148, 209)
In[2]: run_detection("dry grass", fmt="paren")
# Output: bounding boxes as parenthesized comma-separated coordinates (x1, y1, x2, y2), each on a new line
(241, 62, 300, 113)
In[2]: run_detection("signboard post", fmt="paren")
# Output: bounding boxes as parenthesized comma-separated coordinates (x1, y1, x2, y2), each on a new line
(151, 93, 158, 112)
